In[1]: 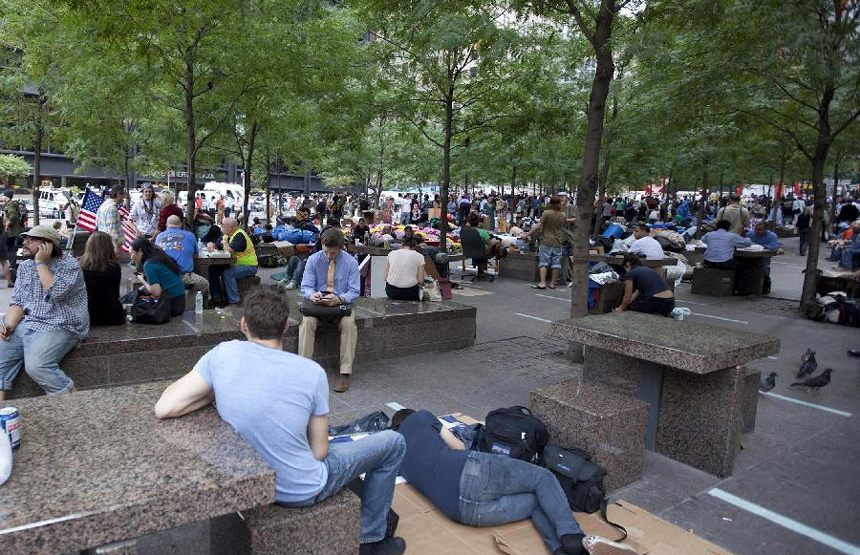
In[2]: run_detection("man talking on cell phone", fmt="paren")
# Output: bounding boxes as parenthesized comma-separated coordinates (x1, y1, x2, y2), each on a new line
(299, 227, 359, 393)
(0, 225, 89, 401)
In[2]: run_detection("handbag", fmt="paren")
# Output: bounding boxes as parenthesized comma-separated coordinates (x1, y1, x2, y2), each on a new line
(120, 289, 172, 325)
(300, 294, 352, 323)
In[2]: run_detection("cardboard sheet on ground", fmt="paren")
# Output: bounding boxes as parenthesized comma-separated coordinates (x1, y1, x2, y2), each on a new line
(392, 414, 732, 555)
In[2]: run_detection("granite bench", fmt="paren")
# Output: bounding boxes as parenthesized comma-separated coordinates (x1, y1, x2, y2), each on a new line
(210, 489, 360, 555)
(691, 267, 735, 296)
(10, 295, 477, 398)
(498, 252, 540, 281)
(549, 313, 779, 478)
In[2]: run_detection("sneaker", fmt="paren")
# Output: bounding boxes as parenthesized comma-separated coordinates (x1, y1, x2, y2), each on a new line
(583, 536, 638, 555)
(359, 537, 406, 555)
(284, 280, 296, 290)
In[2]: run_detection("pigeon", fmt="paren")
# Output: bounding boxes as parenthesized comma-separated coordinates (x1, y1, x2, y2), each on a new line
(791, 368, 832, 391)
(758, 372, 778, 393)
(797, 351, 817, 378)
(801, 348, 813, 362)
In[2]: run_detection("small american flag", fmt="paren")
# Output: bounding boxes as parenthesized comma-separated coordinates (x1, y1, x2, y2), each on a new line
(77, 188, 135, 253)
(76, 188, 102, 232)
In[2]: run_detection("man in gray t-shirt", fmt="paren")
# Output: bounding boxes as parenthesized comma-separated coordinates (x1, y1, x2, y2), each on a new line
(155, 286, 407, 555)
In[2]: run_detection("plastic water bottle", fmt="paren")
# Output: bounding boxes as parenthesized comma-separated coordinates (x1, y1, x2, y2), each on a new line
(195, 291, 203, 315)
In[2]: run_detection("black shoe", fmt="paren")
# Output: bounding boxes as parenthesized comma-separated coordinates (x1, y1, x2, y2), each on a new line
(560, 533, 587, 555)
(359, 537, 406, 555)
(848, 350, 860, 358)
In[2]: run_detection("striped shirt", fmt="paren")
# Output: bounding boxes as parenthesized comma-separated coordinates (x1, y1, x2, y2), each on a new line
(96, 198, 122, 244)
(11, 255, 90, 338)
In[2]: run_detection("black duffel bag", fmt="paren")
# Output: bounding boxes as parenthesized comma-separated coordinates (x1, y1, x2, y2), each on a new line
(120, 289, 171, 325)
(540, 444, 607, 514)
(479, 406, 549, 462)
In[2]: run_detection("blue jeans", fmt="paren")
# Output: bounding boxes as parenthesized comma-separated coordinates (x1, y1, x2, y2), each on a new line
(211, 264, 258, 303)
(0, 323, 79, 393)
(538, 245, 563, 269)
(280, 430, 406, 543)
(458, 452, 582, 553)
(286, 257, 306, 284)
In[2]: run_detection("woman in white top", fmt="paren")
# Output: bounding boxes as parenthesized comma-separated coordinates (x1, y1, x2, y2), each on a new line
(384, 236, 425, 300)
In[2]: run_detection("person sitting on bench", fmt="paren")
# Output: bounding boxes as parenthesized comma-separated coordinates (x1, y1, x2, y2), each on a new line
(702, 219, 752, 295)
(391, 409, 635, 555)
(615, 253, 675, 317)
(155, 286, 407, 555)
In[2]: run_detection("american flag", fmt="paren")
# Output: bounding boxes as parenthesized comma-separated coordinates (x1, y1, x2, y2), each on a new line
(76, 188, 135, 253)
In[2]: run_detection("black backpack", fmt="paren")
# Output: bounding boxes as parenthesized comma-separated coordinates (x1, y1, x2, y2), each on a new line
(540, 444, 607, 514)
(479, 406, 549, 462)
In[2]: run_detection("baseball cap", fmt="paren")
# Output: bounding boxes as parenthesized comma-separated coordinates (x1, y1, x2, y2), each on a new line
(21, 225, 62, 247)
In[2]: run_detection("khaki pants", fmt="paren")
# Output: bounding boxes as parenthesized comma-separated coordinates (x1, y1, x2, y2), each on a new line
(298, 315, 357, 375)
(182, 272, 210, 297)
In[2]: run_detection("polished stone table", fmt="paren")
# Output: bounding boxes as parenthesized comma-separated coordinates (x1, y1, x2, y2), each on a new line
(498, 251, 540, 281)
(551, 312, 779, 477)
(690, 247, 778, 295)
(0, 382, 275, 555)
(591, 254, 677, 269)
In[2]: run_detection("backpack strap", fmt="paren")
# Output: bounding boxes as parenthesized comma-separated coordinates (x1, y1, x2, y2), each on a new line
(599, 499, 628, 542)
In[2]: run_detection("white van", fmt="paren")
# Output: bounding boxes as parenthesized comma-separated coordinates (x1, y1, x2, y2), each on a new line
(38, 189, 69, 219)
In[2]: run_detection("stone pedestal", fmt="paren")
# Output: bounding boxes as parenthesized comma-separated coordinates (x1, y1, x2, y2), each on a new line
(498, 252, 540, 281)
(243, 489, 361, 555)
(691, 267, 735, 296)
(741, 368, 761, 434)
(589, 281, 625, 314)
(531, 381, 648, 492)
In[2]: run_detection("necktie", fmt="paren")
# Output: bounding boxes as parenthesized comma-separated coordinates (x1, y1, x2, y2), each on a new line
(326, 258, 335, 292)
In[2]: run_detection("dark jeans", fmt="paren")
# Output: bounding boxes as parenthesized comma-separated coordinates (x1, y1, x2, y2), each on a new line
(629, 296, 675, 317)
(385, 283, 420, 301)
(799, 229, 811, 255)
(458, 452, 582, 554)
(286, 256, 306, 284)
(170, 294, 185, 316)
(704, 258, 748, 295)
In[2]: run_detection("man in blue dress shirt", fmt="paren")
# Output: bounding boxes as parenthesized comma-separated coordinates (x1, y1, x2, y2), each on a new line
(702, 219, 753, 295)
(300, 227, 360, 392)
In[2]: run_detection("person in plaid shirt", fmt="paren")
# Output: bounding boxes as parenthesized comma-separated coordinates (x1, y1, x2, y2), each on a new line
(0, 225, 89, 401)
(97, 185, 125, 254)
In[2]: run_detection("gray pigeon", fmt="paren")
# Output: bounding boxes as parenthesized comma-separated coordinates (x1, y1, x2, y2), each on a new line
(801, 347, 813, 362)
(797, 351, 817, 378)
(791, 368, 832, 391)
(758, 372, 778, 392)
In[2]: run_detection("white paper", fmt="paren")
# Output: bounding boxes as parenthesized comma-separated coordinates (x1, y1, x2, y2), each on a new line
(0, 429, 11, 486)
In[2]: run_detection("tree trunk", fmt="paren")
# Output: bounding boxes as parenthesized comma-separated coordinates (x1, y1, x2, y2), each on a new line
(828, 151, 841, 234)
(694, 157, 709, 239)
(510, 164, 517, 225)
(440, 87, 454, 252)
(569, 3, 617, 363)
(32, 121, 43, 226)
(184, 53, 197, 227)
(242, 122, 258, 229)
(265, 149, 272, 223)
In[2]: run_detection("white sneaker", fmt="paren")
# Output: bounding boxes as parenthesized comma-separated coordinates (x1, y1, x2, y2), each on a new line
(284, 281, 296, 290)
(583, 536, 638, 555)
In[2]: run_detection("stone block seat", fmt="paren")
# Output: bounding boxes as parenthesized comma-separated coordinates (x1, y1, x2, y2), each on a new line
(498, 251, 540, 282)
(10, 295, 477, 398)
(691, 266, 735, 297)
(214, 489, 361, 555)
(549, 313, 779, 478)
(531, 381, 647, 492)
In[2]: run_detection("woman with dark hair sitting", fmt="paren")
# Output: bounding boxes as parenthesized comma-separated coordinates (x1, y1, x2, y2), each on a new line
(79, 231, 126, 326)
(389, 409, 633, 555)
(384, 236, 425, 301)
(130, 237, 186, 317)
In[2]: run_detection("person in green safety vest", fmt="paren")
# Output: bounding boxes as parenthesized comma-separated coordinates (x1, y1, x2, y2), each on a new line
(207, 217, 258, 306)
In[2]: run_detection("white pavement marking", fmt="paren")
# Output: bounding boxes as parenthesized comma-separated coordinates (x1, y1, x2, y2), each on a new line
(707, 488, 860, 555)
(535, 293, 570, 302)
(675, 299, 709, 306)
(762, 392, 853, 417)
(386, 402, 406, 411)
(767, 356, 779, 360)
(689, 312, 749, 324)
(515, 313, 553, 323)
